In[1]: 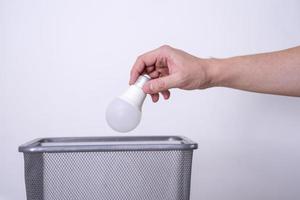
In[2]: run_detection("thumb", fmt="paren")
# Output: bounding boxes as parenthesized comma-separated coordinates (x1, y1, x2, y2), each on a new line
(143, 75, 178, 94)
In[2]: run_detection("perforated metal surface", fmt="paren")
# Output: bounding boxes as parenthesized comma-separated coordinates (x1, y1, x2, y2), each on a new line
(24, 150, 193, 200)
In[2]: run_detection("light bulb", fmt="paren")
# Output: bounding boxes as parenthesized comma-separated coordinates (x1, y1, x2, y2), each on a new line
(106, 75, 150, 132)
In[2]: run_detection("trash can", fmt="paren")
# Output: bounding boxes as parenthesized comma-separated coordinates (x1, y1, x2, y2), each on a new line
(19, 136, 198, 200)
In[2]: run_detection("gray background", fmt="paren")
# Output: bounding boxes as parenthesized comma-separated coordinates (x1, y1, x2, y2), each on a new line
(1, 0, 300, 200)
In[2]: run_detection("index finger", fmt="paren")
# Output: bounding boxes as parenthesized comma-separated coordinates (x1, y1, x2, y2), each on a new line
(129, 48, 160, 84)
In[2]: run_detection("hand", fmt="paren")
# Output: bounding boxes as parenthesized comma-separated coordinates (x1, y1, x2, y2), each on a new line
(130, 45, 214, 102)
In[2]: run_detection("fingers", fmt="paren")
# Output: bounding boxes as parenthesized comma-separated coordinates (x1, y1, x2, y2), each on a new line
(150, 93, 159, 103)
(129, 48, 160, 85)
(130, 45, 175, 102)
(145, 66, 155, 74)
(161, 90, 170, 100)
(143, 74, 179, 94)
(148, 70, 160, 79)
(150, 91, 170, 103)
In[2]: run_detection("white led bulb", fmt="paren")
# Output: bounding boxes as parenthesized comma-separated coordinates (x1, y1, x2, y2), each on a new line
(105, 75, 150, 132)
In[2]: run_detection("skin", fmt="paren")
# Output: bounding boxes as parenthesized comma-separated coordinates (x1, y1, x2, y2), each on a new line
(130, 45, 300, 102)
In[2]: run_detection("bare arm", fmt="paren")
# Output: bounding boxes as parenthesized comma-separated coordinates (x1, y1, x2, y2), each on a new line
(211, 46, 300, 96)
(130, 45, 300, 102)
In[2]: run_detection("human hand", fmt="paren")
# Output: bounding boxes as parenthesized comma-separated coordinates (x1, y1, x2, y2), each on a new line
(130, 45, 215, 102)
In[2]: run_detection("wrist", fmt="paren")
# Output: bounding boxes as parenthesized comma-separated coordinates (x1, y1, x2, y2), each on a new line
(201, 58, 223, 88)
(204, 57, 235, 88)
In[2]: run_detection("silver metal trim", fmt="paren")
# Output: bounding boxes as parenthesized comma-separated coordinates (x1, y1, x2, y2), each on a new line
(19, 136, 198, 153)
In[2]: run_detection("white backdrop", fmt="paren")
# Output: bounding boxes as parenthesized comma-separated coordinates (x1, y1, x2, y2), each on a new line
(1, 0, 300, 200)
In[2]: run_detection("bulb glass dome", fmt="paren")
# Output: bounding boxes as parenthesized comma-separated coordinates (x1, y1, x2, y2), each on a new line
(106, 98, 141, 132)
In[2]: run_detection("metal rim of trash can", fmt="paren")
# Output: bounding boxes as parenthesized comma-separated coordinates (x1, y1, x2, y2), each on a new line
(19, 136, 198, 153)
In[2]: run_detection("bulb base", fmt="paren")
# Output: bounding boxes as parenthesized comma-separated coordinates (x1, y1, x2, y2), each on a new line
(119, 75, 150, 110)
(119, 85, 146, 110)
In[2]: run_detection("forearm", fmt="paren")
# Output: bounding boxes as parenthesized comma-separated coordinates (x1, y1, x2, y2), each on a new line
(209, 46, 300, 96)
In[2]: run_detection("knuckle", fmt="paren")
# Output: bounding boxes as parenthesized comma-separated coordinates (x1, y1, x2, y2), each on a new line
(136, 55, 143, 61)
(136, 54, 146, 63)
(160, 45, 172, 51)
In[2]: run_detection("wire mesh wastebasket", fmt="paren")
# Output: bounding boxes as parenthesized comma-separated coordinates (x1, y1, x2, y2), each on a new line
(19, 136, 198, 200)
